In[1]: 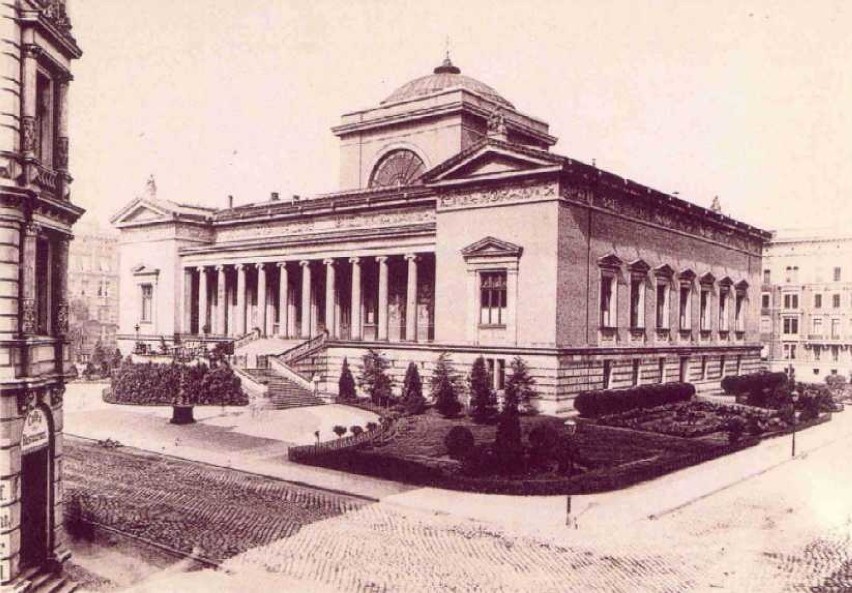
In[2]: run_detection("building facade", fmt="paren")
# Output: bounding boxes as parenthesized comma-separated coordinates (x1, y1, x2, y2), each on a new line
(0, 0, 83, 588)
(113, 57, 768, 414)
(761, 228, 852, 380)
(67, 222, 119, 366)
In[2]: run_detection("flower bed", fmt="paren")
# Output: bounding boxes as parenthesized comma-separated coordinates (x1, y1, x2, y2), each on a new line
(597, 400, 781, 438)
(289, 410, 752, 495)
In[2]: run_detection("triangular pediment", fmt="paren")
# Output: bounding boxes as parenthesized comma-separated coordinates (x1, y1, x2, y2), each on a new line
(699, 272, 716, 285)
(718, 276, 734, 288)
(628, 258, 650, 273)
(679, 268, 697, 281)
(461, 236, 524, 259)
(110, 197, 172, 226)
(597, 253, 624, 269)
(423, 139, 564, 185)
(131, 263, 159, 276)
(654, 264, 675, 278)
(735, 279, 749, 290)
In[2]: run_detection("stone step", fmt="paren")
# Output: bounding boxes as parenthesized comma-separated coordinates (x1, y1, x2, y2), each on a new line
(243, 367, 325, 410)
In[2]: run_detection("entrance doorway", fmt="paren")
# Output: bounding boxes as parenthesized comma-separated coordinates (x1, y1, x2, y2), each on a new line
(20, 447, 50, 568)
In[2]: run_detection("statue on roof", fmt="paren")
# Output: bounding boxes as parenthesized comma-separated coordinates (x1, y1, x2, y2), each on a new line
(710, 195, 722, 213)
(487, 107, 507, 138)
(144, 174, 157, 200)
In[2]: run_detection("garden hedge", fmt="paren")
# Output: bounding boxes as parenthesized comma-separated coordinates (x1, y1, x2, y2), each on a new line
(108, 361, 247, 406)
(720, 372, 787, 396)
(573, 383, 695, 418)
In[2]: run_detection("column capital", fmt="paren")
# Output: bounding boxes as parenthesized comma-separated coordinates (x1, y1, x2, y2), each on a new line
(22, 44, 42, 59)
(215, 264, 225, 272)
(255, 262, 266, 271)
(234, 263, 245, 271)
(404, 253, 419, 262)
(196, 265, 206, 272)
(277, 261, 288, 268)
(348, 256, 361, 264)
(376, 256, 388, 264)
(300, 260, 311, 267)
(323, 258, 336, 266)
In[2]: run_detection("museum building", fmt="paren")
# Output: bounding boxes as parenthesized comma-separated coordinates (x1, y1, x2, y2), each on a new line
(112, 56, 769, 414)
(0, 0, 83, 588)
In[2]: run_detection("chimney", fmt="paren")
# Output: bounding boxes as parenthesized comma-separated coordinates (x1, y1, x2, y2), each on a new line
(292, 194, 300, 203)
(227, 195, 234, 209)
(271, 192, 279, 201)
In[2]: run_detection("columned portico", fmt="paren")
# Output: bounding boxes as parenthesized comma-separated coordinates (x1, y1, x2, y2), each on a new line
(278, 262, 289, 338)
(405, 254, 418, 341)
(235, 263, 246, 336)
(256, 263, 267, 336)
(324, 259, 336, 337)
(197, 266, 208, 334)
(215, 265, 226, 335)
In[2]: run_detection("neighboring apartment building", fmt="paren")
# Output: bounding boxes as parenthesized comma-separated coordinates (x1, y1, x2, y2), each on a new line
(112, 56, 769, 414)
(761, 228, 852, 380)
(0, 0, 82, 587)
(67, 222, 120, 364)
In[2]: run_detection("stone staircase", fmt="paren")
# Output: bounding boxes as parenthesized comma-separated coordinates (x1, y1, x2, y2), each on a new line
(242, 368, 325, 410)
(6, 566, 77, 593)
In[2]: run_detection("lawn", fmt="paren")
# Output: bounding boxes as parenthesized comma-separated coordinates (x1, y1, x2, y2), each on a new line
(293, 409, 736, 495)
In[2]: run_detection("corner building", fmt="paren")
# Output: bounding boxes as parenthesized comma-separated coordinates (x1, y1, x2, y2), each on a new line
(113, 58, 768, 414)
(0, 0, 83, 588)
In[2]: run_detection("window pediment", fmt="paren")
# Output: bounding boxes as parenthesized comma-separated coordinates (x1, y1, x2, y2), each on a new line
(628, 258, 650, 274)
(735, 279, 749, 291)
(461, 236, 523, 260)
(718, 276, 734, 288)
(699, 272, 716, 286)
(131, 264, 159, 277)
(654, 263, 675, 278)
(679, 268, 696, 282)
(597, 253, 623, 269)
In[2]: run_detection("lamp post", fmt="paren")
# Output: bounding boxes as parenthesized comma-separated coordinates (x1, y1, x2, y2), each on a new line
(134, 323, 141, 354)
(791, 388, 799, 458)
(564, 418, 578, 527)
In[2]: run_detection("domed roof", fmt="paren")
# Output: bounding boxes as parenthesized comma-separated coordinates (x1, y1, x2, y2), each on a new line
(381, 57, 514, 109)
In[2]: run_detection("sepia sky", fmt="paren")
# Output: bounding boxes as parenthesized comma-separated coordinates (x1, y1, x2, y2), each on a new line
(69, 0, 852, 232)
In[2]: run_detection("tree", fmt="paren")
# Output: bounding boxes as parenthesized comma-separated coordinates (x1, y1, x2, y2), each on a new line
(91, 341, 109, 378)
(358, 349, 393, 405)
(431, 352, 462, 418)
(468, 356, 497, 423)
(505, 356, 536, 413)
(338, 358, 357, 401)
(332, 425, 347, 438)
(401, 362, 426, 414)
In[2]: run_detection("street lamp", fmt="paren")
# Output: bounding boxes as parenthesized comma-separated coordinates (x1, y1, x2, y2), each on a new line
(791, 388, 799, 458)
(564, 418, 578, 527)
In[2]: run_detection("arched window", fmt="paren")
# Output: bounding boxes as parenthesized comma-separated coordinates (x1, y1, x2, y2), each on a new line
(369, 149, 425, 188)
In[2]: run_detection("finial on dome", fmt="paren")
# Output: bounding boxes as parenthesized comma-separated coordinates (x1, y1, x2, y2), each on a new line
(434, 38, 460, 74)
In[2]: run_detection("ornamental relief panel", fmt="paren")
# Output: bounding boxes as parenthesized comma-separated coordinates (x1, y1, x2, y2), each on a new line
(559, 184, 763, 254)
(215, 208, 435, 242)
(438, 183, 558, 211)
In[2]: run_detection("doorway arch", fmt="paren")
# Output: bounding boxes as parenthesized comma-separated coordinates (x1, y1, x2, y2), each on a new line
(19, 403, 54, 569)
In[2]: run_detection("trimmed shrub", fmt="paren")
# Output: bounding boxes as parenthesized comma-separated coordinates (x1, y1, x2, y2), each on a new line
(444, 426, 475, 460)
(528, 423, 561, 468)
(332, 425, 347, 438)
(432, 352, 463, 418)
(573, 383, 695, 418)
(469, 356, 497, 423)
(721, 372, 787, 396)
(401, 362, 426, 415)
(365, 421, 379, 432)
(109, 361, 246, 407)
(726, 416, 746, 444)
(338, 358, 357, 401)
(494, 403, 523, 473)
(350, 425, 364, 437)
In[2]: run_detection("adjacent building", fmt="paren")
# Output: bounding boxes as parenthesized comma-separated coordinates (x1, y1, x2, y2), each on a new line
(113, 56, 769, 414)
(67, 222, 120, 366)
(0, 0, 82, 587)
(761, 228, 852, 380)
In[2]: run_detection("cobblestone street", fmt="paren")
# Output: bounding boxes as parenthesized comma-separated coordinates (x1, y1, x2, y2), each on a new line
(66, 422, 852, 592)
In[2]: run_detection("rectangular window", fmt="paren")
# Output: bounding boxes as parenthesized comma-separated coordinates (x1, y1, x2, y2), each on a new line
(813, 317, 823, 335)
(831, 318, 840, 338)
(600, 275, 616, 328)
(791, 345, 797, 359)
(834, 267, 842, 282)
(761, 293, 770, 309)
(735, 293, 745, 331)
(141, 284, 153, 322)
(700, 288, 711, 330)
(719, 290, 729, 331)
(602, 360, 612, 389)
(486, 358, 506, 391)
(763, 269, 770, 284)
(833, 294, 841, 308)
(35, 73, 54, 166)
(656, 283, 669, 329)
(35, 237, 51, 335)
(783, 294, 799, 309)
(815, 294, 822, 309)
(629, 277, 644, 329)
(760, 317, 770, 333)
(783, 317, 799, 335)
(679, 285, 691, 330)
(479, 271, 507, 326)
(832, 346, 839, 362)
(814, 347, 821, 361)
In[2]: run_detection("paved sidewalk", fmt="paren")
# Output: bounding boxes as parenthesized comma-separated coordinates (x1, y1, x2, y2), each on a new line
(64, 382, 852, 537)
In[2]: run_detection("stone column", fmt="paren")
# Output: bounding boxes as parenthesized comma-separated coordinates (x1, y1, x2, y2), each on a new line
(21, 44, 39, 160)
(183, 268, 193, 334)
(20, 223, 38, 336)
(300, 260, 312, 338)
(215, 265, 226, 336)
(56, 75, 70, 199)
(256, 263, 267, 336)
(405, 254, 418, 342)
(235, 264, 246, 336)
(377, 256, 389, 341)
(324, 259, 336, 337)
(197, 267, 208, 334)
(349, 257, 362, 340)
(54, 238, 69, 337)
(277, 262, 289, 337)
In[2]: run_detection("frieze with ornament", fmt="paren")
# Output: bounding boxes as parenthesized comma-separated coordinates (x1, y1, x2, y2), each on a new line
(21, 116, 37, 154)
(56, 137, 69, 170)
(50, 384, 65, 407)
(438, 182, 558, 211)
(215, 208, 435, 242)
(20, 298, 36, 335)
(558, 184, 764, 254)
(16, 389, 36, 416)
